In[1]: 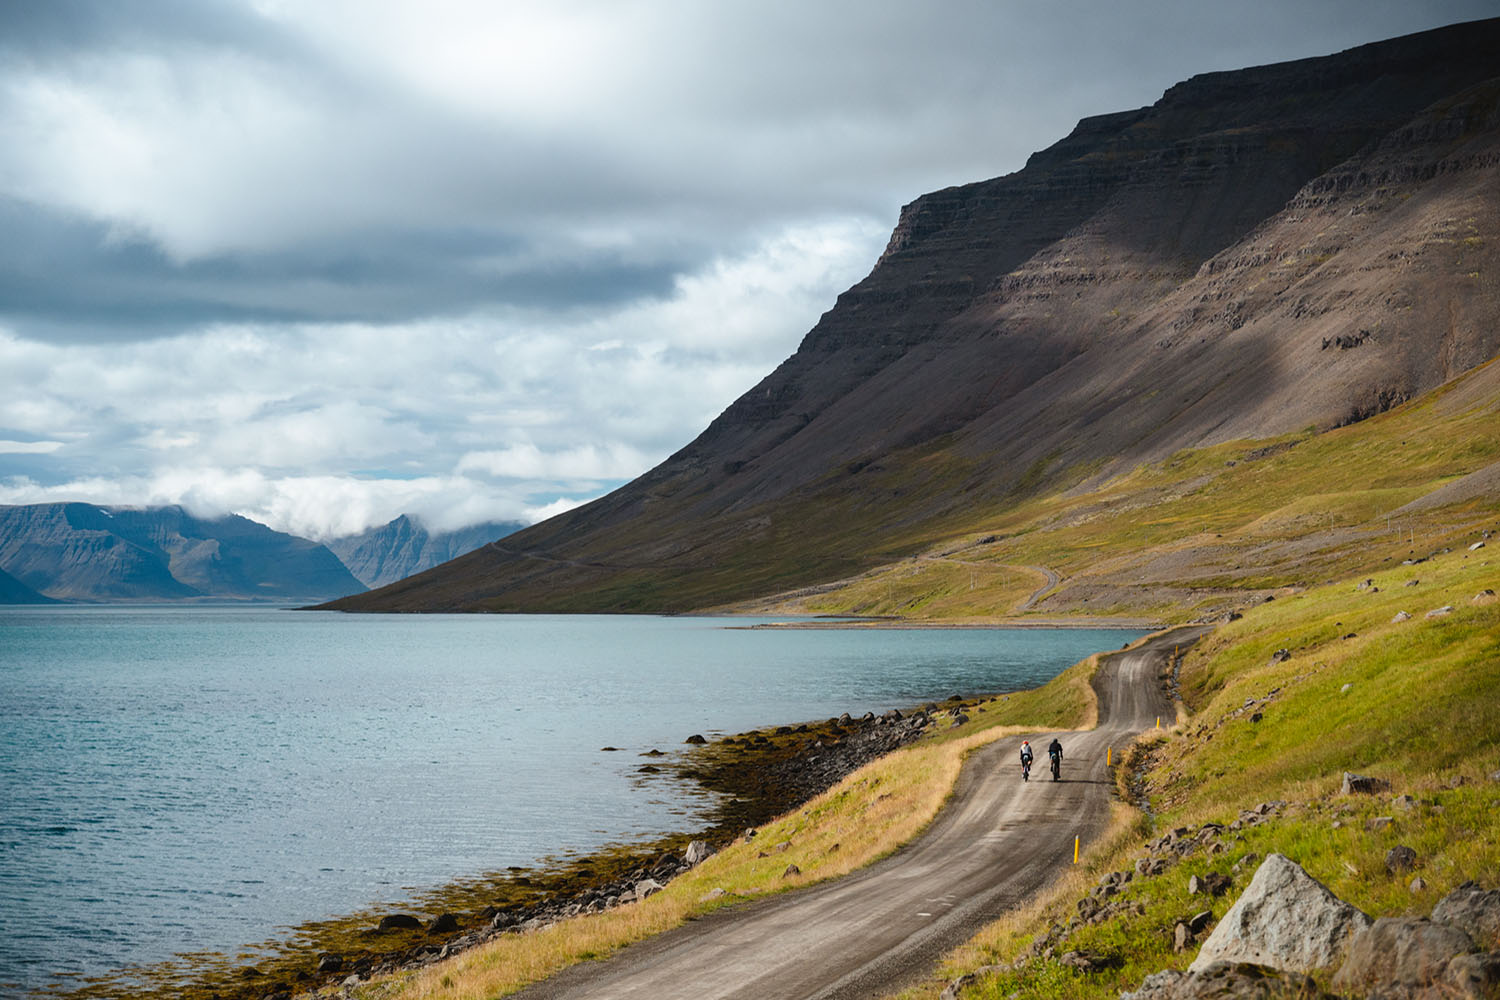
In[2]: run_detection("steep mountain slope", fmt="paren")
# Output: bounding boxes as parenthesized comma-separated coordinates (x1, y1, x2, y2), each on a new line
(0, 503, 365, 602)
(0, 563, 54, 604)
(325, 514, 523, 589)
(329, 19, 1500, 614)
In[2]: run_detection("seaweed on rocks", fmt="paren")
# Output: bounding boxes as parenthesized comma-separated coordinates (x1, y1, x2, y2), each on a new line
(65, 698, 972, 1000)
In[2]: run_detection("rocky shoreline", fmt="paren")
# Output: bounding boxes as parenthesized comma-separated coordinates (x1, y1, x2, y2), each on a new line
(169, 694, 988, 1000)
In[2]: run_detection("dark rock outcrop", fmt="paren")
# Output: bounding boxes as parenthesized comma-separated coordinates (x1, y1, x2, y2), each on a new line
(327, 19, 1500, 614)
(0, 503, 365, 602)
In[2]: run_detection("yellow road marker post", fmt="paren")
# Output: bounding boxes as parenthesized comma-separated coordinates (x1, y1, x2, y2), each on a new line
(1074, 836, 1079, 864)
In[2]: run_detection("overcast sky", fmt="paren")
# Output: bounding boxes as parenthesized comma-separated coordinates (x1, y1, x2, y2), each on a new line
(1, 0, 1492, 539)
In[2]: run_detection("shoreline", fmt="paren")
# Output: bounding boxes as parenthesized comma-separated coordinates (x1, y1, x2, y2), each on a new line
(735, 616, 1166, 630)
(77, 691, 1000, 1000)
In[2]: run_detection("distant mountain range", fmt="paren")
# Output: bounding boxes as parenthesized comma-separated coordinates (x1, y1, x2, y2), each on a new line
(0, 504, 520, 604)
(322, 18, 1500, 614)
(324, 514, 523, 589)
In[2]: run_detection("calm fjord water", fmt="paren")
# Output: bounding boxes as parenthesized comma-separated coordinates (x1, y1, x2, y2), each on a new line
(0, 606, 1143, 993)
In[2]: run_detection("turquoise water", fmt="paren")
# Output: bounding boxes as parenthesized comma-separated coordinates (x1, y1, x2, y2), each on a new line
(0, 606, 1143, 993)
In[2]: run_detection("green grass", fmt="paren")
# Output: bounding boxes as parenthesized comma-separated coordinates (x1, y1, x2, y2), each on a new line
(914, 538, 1500, 1000)
(1159, 549, 1500, 811)
(940, 780, 1500, 1000)
(787, 360, 1500, 623)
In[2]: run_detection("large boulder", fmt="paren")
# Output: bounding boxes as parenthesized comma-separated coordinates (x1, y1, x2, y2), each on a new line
(1189, 854, 1371, 974)
(1433, 882, 1500, 949)
(1331, 917, 1475, 994)
(684, 840, 713, 866)
(632, 878, 665, 901)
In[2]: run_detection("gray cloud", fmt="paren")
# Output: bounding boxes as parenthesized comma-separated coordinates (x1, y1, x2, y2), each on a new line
(1, 0, 1494, 535)
(5, 0, 1492, 342)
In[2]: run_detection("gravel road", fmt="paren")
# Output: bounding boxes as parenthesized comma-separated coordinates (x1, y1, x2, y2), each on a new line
(515, 626, 1209, 1000)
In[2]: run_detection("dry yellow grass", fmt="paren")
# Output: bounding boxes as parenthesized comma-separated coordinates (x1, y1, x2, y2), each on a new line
(348, 639, 1141, 1000)
(360, 723, 1032, 1000)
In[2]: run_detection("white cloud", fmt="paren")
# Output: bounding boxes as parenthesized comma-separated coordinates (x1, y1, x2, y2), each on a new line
(0, 440, 64, 454)
(456, 443, 656, 481)
(0, 216, 880, 537)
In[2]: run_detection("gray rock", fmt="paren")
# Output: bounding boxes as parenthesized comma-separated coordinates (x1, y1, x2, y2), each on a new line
(684, 840, 712, 866)
(1058, 950, 1116, 971)
(1189, 873, 1232, 897)
(939, 965, 1004, 1000)
(1332, 917, 1475, 993)
(1120, 968, 1186, 1000)
(1341, 771, 1393, 795)
(1367, 815, 1394, 832)
(1385, 845, 1418, 875)
(1445, 951, 1500, 997)
(684, 734, 708, 744)
(1391, 611, 1412, 623)
(1410, 876, 1428, 894)
(1433, 882, 1500, 949)
(1392, 794, 1419, 811)
(376, 913, 423, 931)
(1123, 962, 1330, 999)
(633, 878, 665, 901)
(428, 912, 460, 934)
(782, 863, 801, 878)
(1189, 854, 1372, 974)
(1425, 605, 1455, 618)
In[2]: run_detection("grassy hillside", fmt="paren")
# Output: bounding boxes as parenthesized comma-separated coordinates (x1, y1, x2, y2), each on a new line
(751, 357, 1500, 624)
(904, 536, 1499, 1000)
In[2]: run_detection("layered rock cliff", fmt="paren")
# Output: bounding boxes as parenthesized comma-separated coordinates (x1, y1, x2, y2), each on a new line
(0, 503, 365, 603)
(325, 514, 523, 589)
(328, 18, 1500, 613)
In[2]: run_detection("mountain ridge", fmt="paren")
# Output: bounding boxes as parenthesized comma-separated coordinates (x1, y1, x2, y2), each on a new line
(324, 514, 523, 590)
(326, 18, 1500, 615)
(0, 502, 366, 603)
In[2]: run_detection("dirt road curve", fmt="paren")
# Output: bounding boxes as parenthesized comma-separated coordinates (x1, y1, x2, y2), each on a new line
(516, 626, 1210, 1000)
